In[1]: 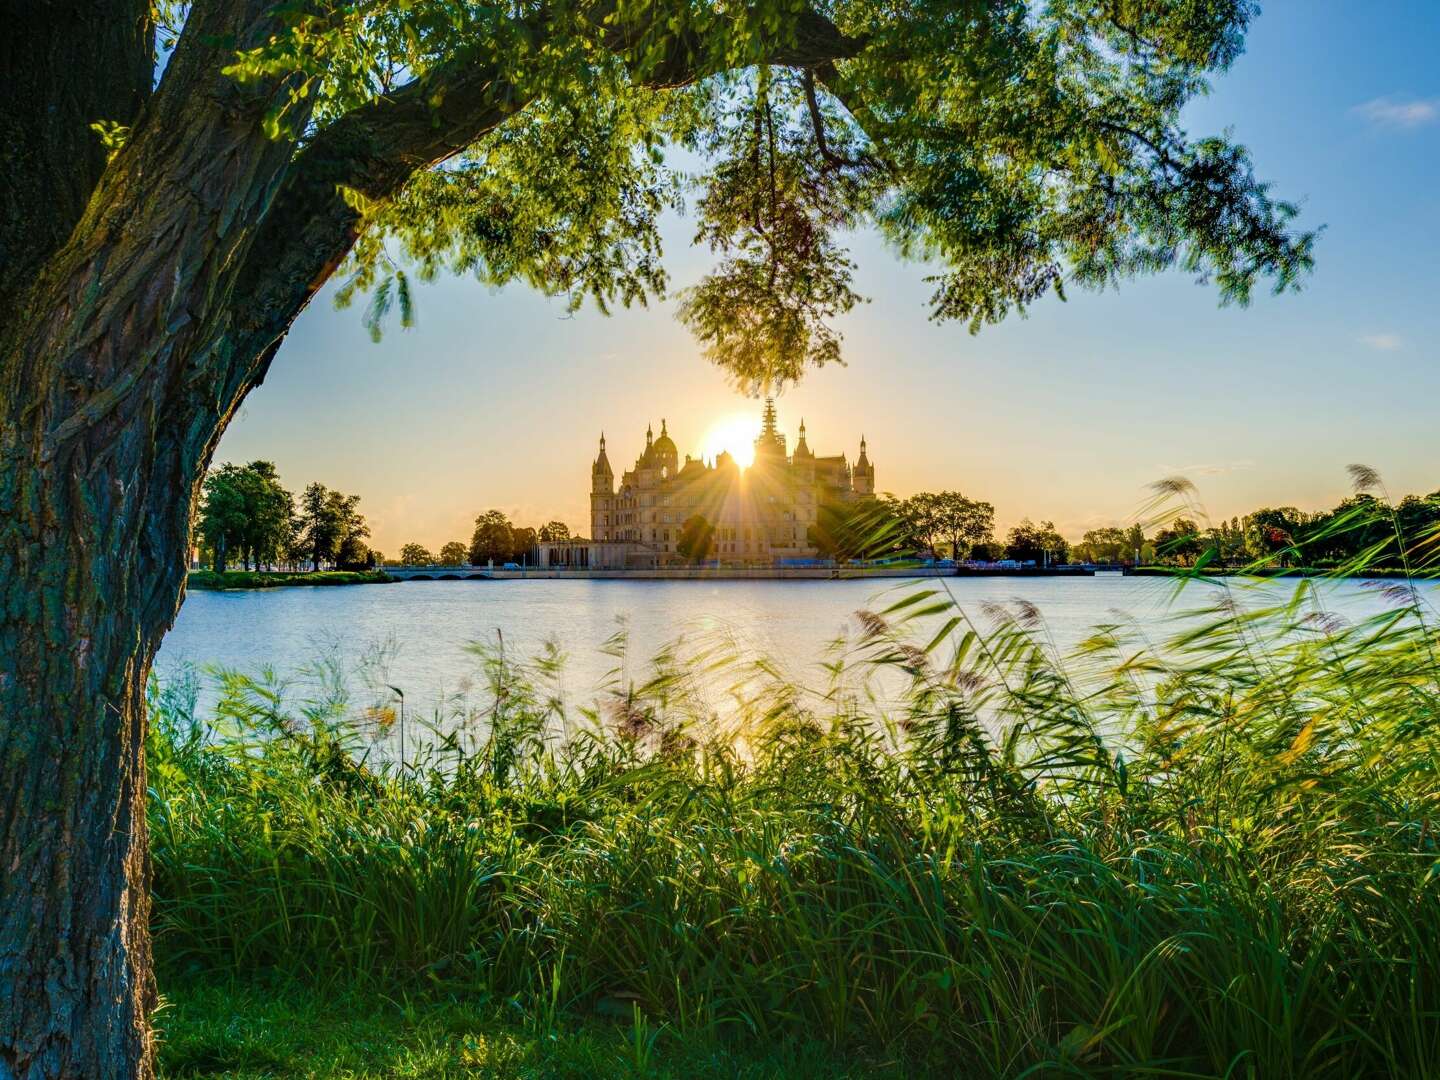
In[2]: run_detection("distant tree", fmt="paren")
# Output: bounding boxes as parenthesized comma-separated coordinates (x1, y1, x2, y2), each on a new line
(437, 541, 469, 566)
(197, 465, 249, 573)
(1152, 517, 1204, 564)
(469, 510, 515, 566)
(1075, 526, 1128, 564)
(931, 492, 995, 561)
(1125, 524, 1148, 564)
(1397, 492, 1440, 568)
(196, 461, 293, 571)
(968, 540, 1000, 562)
(894, 493, 941, 558)
(296, 483, 369, 570)
(676, 515, 716, 564)
(1248, 506, 1309, 565)
(296, 483, 340, 571)
(237, 460, 294, 570)
(538, 521, 572, 543)
(399, 543, 435, 567)
(1005, 519, 1069, 565)
(510, 526, 538, 564)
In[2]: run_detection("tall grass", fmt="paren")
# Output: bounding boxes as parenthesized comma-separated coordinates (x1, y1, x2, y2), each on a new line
(150, 495, 1440, 1076)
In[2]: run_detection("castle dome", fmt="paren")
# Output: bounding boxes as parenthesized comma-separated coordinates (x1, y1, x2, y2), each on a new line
(652, 417, 677, 454)
(650, 418, 679, 471)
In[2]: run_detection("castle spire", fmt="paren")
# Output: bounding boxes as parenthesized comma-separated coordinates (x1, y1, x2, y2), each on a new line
(853, 433, 873, 496)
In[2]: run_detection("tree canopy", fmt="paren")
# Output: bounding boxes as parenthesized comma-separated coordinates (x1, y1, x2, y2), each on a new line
(217, 0, 1314, 393)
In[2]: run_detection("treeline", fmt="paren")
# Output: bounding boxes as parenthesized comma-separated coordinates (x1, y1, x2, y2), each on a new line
(394, 512, 576, 567)
(196, 461, 372, 573)
(803, 492, 1073, 565)
(1136, 486, 1440, 569)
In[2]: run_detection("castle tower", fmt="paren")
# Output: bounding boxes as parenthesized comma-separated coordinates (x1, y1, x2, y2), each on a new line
(794, 418, 813, 459)
(853, 435, 874, 497)
(591, 433, 615, 540)
(753, 397, 787, 461)
(651, 418, 678, 476)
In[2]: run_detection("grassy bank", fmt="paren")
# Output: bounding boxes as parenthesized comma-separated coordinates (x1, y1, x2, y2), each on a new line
(187, 568, 393, 590)
(149, 575, 1440, 1077)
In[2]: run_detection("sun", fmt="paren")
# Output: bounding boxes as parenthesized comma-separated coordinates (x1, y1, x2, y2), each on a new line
(700, 412, 761, 469)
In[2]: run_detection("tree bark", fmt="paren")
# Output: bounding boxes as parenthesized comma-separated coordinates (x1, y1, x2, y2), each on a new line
(0, 4, 302, 1074)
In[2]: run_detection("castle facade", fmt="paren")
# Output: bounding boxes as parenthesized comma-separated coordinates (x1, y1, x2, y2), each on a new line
(542, 400, 873, 569)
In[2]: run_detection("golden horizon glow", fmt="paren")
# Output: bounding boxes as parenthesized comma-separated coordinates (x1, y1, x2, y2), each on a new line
(700, 412, 761, 469)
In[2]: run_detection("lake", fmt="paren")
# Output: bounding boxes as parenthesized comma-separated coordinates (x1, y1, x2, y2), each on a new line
(156, 575, 1430, 733)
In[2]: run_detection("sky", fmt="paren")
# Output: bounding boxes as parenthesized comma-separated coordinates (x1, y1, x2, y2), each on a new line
(214, 0, 1440, 557)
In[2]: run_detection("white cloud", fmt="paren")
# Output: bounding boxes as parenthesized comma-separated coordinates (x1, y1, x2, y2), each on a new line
(1360, 333, 1404, 351)
(1155, 461, 1255, 478)
(1352, 96, 1439, 129)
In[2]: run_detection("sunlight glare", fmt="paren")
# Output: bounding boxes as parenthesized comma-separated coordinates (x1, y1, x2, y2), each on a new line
(701, 413, 761, 469)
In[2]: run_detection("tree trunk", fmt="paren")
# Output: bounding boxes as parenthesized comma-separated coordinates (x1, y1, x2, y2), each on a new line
(0, 470, 182, 1080)
(0, 5, 306, 1073)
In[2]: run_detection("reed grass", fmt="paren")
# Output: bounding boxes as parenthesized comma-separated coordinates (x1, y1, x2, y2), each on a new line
(150, 490, 1440, 1077)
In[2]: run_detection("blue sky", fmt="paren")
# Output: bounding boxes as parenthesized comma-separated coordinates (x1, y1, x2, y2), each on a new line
(216, 0, 1440, 555)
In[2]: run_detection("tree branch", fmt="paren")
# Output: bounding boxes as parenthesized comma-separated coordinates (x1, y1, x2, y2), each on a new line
(218, 5, 867, 400)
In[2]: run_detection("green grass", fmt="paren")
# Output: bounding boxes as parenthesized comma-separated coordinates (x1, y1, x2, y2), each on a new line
(151, 519, 1440, 1076)
(187, 569, 393, 590)
(157, 980, 903, 1079)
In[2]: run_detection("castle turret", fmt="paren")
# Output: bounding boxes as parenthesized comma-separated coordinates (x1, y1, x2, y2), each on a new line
(591, 433, 615, 540)
(853, 435, 874, 497)
(592, 433, 614, 494)
(793, 418, 813, 459)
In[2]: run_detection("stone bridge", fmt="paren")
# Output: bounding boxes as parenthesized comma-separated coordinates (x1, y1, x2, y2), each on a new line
(383, 565, 501, 580)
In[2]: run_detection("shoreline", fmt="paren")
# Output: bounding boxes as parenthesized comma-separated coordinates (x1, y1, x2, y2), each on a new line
(186, 565, 1435, 590)
(186, 569, 394, 590)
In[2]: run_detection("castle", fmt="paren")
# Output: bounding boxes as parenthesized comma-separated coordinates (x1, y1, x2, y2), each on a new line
(537, 400, 873, 569)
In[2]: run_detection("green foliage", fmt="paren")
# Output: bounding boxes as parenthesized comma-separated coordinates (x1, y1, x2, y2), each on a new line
(197, 461, 294, 573)
(676, 514, 715, 563)
(148, 557, 1440, 1077)
(156, 980, 901, 1079)
(398, 542, 435, 566)
(1140, 470, 1440, 572)
(226, 0, 1314, 390)
(894, 490, 995, 559)
(469, 509, 516, 566)
(1004, 517, 1069, 564)
(678, 67, 872, 389)
(186, 570, 391, 590)
(538, 521, 573, 543)
(295, 482, 371, 571)
(806, 498, 911, 561)
(437, 540, 470, 566)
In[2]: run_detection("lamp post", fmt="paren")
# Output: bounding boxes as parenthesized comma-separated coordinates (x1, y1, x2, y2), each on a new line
(386, 684, 405, 776)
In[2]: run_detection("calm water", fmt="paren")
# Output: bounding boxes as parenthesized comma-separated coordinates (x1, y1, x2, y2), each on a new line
(156, 575, 1428, 725)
